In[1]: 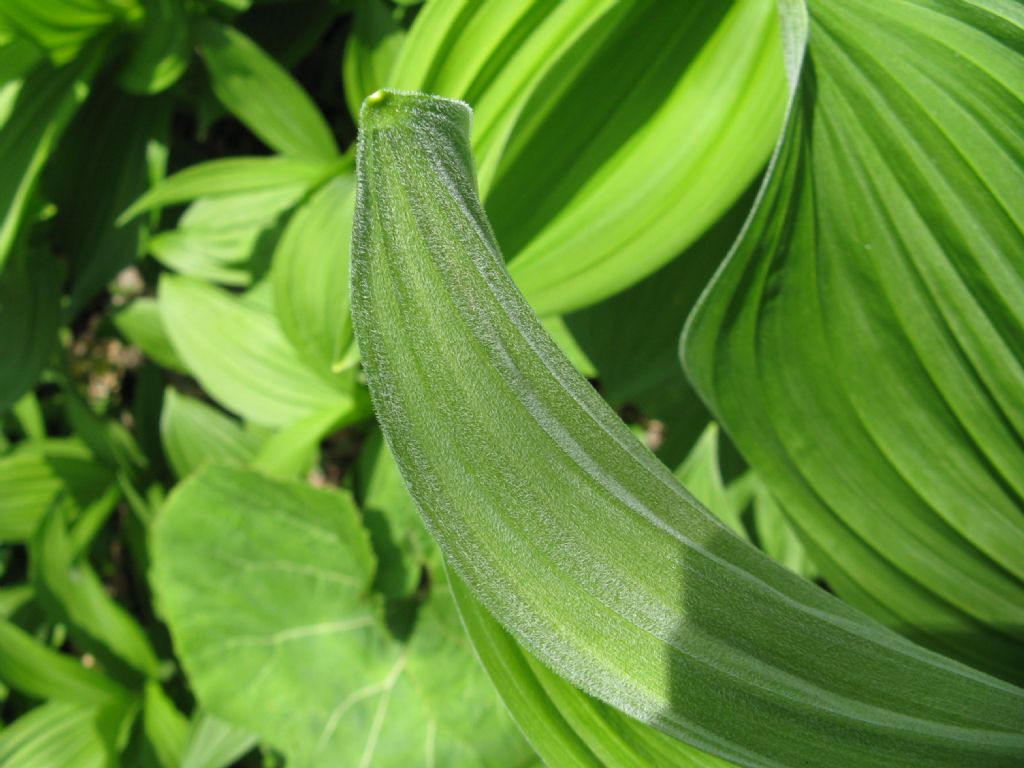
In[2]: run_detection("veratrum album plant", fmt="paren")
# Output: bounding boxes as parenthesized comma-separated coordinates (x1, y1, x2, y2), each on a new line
(0, 1, 1021, 767)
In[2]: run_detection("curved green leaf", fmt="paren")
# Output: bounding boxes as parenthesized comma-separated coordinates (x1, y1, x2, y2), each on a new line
(195, 19, 338, 161)
(350, 89, 1024, 767)
(682, 0, 1024, 683)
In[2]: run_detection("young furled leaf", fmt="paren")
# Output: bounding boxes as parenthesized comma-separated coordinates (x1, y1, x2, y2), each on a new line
(350, 89, 1024, 768)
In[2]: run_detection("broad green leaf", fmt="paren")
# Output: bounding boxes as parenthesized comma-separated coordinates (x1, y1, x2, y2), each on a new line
(0, 618, 131, 706)
(159, 274, 355, 428)
(0, 701, 122, 768)
(387, 0, 786, 314)
(0, 0, 140, 64)
(31, 503, 162, 679)
(682, 0, 1024, 683)
(272, 171, 357, 376)
(11, 391, 45, 441)
(113, 298, 188, 373)
(351, 90, 1024, 767)
(118, 0, 189, 95)
(180, 710, 256, 768)
(194, 19, 338, 161)
(343, 0, 408, 121)
(0, 245, 58, 415)
(151, 465, 532, 767)
(119, 155, 328, 224)
(0, 439, 113, 542)
(0, 56, 90, 273)
(451, 573, 730, 768)
(160, 389, 261, 479)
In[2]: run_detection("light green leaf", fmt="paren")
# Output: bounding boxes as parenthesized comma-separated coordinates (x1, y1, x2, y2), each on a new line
(747, 476, 817, 582)
(0, 439, 113, 543)
(180, 710, 256, 768)
(159, 274, 354, 428)
(0, 618, 131, 706)
(272, 171, 358, 376)
(113, 298, 188, 373)
(118, 0, 189, 95)
(250, 396, 368, 479)
(0, 0, 140, 64)
(146, 185, 303, 286)
(351, 89, 1024, 767)
(31, 503, 162, 678)
(195, 19, 338, 161)
(0, 245, 58, 415)
(160, 389, 261, 479)
(0, 701, 122, 768)
(343, 0, 408, 121)
(142, 681, 190, 768)
(119, 155, 327, 224)
(674, 424, 744, 537)
(682, 0, 1024, 683)
(151, 465, 531, 767)
(387, 0, 786, 314)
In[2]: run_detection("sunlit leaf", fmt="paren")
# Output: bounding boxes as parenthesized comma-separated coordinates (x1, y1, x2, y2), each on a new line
(351, 89, 1024, 767)
(682, 0, 1024, 683)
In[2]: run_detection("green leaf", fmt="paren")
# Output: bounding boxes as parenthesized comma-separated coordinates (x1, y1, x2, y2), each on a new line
(0, 618, 131, 706)
(113, 298, 188, 373)
(119, 155, 328, 224)
(343, 0, 408, 121)
(0, 439, 113, 543)
(682, 0, 1024, 683)
(451, 572, 730, 768)
(146, 185, 303, 286)
(160, 389, 261, 479)
(179, 710, 256, 768)
(47, 81, 169, 313)
(387, 0, 787, 313)
(272, 170, 358, 377)
(354, 429, 436, 601)
(118, 0, 189, 95)
(31, 503, 162, 679)
(351, 89, 1024, 767)
(0, 701, 123, 768)
(0, 245, 59, 415)
(0, 0, 140, 64)
(151, 465, 531, 767)
(673, 424, 744, 538)
(0, 56, 90, 273)
(141, 681, 190, 768)
(159, 274, 356, 428)
(194, 19, 338, 161)
(250, 396, 368, 479)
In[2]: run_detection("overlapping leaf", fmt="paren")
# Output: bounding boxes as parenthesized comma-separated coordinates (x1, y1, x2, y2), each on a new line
(682, 0, 1024, 683)
(350, 89, 1024, 767)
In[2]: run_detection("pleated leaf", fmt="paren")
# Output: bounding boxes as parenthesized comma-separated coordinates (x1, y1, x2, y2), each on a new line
(350, 89, 1024, 768)
(385, 0, 786, 313)
(682, 0, 1024, 683)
